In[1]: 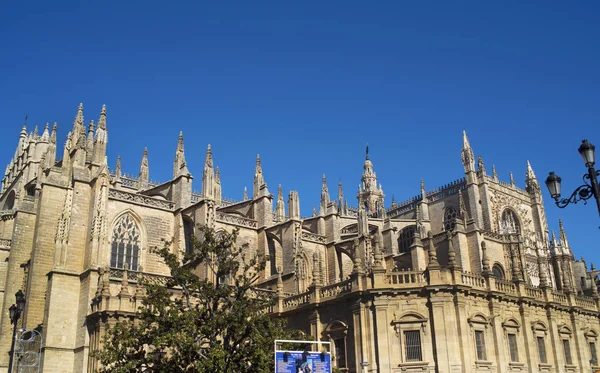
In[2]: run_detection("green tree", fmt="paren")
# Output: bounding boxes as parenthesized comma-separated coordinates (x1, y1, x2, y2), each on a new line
(95, 227, 299, 372)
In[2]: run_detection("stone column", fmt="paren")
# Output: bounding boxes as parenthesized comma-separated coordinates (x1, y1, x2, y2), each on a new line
(371, 297, 391, 372)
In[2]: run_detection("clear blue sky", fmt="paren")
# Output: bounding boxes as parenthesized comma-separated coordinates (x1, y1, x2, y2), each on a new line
(1, 1, 599, 263)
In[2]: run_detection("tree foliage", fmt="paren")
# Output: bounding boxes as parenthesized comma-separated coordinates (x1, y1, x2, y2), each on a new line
(95, 227, 299, 372)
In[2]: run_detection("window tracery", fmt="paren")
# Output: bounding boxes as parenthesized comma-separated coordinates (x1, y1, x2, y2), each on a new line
(499, 209, 520, 234)
(492, 263, 506, 280)
(398, 226, 416, 254)
(444, 206, 457, 232)
(110, 214, 141, 271)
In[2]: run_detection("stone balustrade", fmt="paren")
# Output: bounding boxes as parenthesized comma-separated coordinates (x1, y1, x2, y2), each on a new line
(282, 291, 311, 310)
(461, 271, 486, 289)
(0, 238, 11, 248)
(215, 212, 258, 228)
(319, 278, 353, 299)
(384, 270, 427, 286)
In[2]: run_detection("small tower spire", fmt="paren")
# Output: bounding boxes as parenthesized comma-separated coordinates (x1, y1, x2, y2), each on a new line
(338, 180, 346, 215)
(139, 147, 149, 190)
(509, 171, 515, 186)
(559, 219, 569, 251)
(492, 164, 498, 181)
(93, 105, 108, 164)
(173, 131, 189, 178)
(275, 184, 285, 222)
(72, 103, 85, 143)
(41, 123, 50, 141)
(202, 144, 215, 199)
(525, 160, 541, 194)
(214, 166, 222, 205)
(461, 130, 475, 174)
(115, 155, 122, 179)
(319, 174, 330, 216)
(86, 120, 95, 163)
(243, 186, 248, 201)
(253, 154, 265, 198)
(420, 179, 426, 199)
(358, 146, 384, 213)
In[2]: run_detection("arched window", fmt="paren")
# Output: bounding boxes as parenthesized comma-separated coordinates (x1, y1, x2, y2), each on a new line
(110, 214, 141, 271)
(398, 226, 416, 254)
(183, 218, 194, 255)
(444, 206, 457, 232)
(499, 209, 520, 234)
(492, 263, 505, 280)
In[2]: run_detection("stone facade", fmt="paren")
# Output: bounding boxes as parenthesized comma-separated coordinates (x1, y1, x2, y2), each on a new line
(0, 104, 599, 373)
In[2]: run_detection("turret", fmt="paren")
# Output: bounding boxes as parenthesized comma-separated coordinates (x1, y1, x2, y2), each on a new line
(202, 144, 214, 199)
(275, 184, 285, 222)
(93, 105, 108, 165)
(319, 175, 330, 216)
(559, 219, 570, 252)
(139, 148, 149, 190)
(71, 103, 87, 167)
(173, 131, 190, 178)
(253, 154, 265, 198)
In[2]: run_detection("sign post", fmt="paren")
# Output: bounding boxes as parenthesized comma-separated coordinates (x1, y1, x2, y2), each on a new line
(274, 340, 331, 373)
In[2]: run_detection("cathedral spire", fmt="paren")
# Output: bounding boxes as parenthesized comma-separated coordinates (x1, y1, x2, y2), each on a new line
(86, 120, 95, 163)
(492, 164, 498, 181)
(243, 186, 248, 201)
(139, 147, 149, 190)
(338, 180, 347, 215)
(275, 184, 285, 222)
(420, 179, 426, 199)
(214, 166, 222, 205)
(319, 174, 330, 216)
(509, 171, 515, 186)
(461, 130, 475, 174)
(97, 104, 107, 129)
(72, 103, 85, 144)
(253, 154, 265, 198)
(202, 144, 215, 199)
(41, 123, 50, 141)
(559, 219, 570, 251)
(93, 105, 108, 164)
(525, 160, 541, 194)
(173, 131, 189, 178)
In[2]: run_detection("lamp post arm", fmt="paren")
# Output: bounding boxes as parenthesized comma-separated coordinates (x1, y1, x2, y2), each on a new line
(588, 167, 600, 217)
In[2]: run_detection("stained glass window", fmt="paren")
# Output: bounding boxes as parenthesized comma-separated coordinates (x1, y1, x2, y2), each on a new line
(110, 214, 141, 271)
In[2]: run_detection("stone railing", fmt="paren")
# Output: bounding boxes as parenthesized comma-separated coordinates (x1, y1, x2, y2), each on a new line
(461, 272, 486, 289)
(191, 192, 202, 203)
(551, 291, 568, 304)
(494, 279, 517, 295)
(108, 189, 174, 211)
(575, 295, 597, 310)
(108, 268, 170, 286)
(283, 291, 311, 310)
(215, 212, 258, 228)
(427, 178, 467, 202)
(0, 238, 11, 248)
(524, 285, 544, 299)
(301, 231, 326, 244)
(385, 270, 427, 286)
(319, 278, 353, 299)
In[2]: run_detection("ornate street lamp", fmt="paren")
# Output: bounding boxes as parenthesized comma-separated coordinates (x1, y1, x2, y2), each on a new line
(546, 139, 600, 216)
(8, 290, 26, 373)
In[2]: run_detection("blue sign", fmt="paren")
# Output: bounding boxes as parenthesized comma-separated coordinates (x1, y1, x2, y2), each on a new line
(275, 351, 331, 373)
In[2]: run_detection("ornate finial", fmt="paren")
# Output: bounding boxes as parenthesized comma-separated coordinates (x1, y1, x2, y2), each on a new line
(481, 241, 490, 274)
(526, 160, 536, 180)
(74, 103, 84, 126)
(312, 206, 317, 216)
(243, 186, 248, 201)
(492, 164, 498, 180)
(391, 194, 396, 206)
(278, 184, 283, 197)
(420, 179, 426, 198)
(88, 120, 95, 133)
(462, 130, 471, 149)
(447, 231, 456, 267)
(461, 130, 475, 172)
(41, 123, 50, 140)
(115, 155, 122, 178)
(509, 171, 515, 185)
(255, 154, 262, 173)
(427, 231, 438, 265)
(215, 166, 220, 182)
(97, 104, 107, 129)
(205, 144, 213, 167)
(33, 125, 39, 138)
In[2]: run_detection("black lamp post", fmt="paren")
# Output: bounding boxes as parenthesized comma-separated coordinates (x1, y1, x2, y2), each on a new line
(546, 139, 600, 217)
(8, 290, 25, 373)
